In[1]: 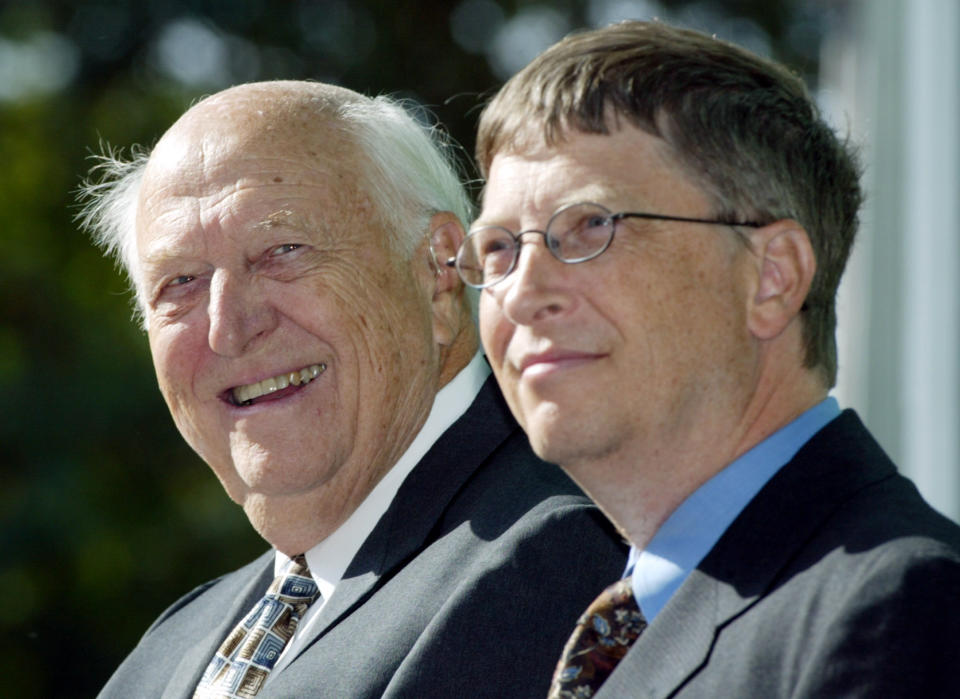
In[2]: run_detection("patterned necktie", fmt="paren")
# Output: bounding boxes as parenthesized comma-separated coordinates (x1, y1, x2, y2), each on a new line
(194, 555, 320, 699)
(548, 577, 647, 698)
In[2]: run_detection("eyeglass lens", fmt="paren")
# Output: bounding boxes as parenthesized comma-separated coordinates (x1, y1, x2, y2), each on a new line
(456, 203, 615, 287)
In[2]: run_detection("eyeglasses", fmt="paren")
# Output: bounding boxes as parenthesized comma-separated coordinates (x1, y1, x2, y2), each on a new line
(448, 201, 763, 289)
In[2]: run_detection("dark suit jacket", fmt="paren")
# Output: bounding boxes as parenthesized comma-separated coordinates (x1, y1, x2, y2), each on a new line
(99, 377, 626, 698)
(597, 410, 960, 698)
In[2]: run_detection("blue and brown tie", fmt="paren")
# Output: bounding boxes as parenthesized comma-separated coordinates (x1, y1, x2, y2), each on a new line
(548, 577, 647, 698)
(194, 555, 320, 699)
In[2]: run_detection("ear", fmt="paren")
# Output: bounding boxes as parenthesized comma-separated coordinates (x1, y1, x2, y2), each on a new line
(746, 219, 816, 341)
(425, 211, 468, 347)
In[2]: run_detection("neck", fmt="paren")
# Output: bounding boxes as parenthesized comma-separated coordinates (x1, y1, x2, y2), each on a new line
(242, 460, 391, 555)
(567, 361, 827, 552)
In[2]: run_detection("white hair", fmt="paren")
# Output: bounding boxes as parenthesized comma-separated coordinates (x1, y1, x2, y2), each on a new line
(337, 95, 473, 257)
(76, 89, 473, 325)
(76, 144, 151, 325)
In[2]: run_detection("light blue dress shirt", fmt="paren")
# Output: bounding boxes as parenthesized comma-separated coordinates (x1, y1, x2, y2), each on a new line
(626, 397, 841, 621)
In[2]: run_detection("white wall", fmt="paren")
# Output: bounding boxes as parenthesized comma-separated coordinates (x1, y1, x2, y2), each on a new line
(825, 0, 959, 521)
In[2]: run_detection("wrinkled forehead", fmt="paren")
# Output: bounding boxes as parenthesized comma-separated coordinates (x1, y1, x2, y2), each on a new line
(133, 96, 381, 270)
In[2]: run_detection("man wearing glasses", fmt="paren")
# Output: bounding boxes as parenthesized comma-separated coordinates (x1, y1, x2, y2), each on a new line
(454, 21, 960, 697)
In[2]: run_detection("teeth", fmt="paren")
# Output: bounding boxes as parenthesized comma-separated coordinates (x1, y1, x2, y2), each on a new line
(232, 363, 326, 405)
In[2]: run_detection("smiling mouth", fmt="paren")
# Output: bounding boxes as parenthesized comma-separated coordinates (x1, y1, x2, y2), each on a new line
(228, 363, 327, 406)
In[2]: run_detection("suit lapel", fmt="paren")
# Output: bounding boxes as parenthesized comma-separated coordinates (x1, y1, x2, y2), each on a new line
(598, 411, 896, 697)
(161, 552, 275, 699)
(288, 377, 518, 656)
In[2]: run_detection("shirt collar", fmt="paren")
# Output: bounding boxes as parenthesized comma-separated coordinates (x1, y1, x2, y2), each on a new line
(276, 352, 490, 600)
(627, 397, 841, 620)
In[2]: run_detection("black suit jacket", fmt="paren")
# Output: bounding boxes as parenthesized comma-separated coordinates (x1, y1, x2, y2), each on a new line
(597, 410, 960, 698)
(99, 378, 626, 698)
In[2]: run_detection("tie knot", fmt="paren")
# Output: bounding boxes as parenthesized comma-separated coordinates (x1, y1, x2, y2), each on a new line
(588, 577, 634, 609)
(575, 577, 645, 649)
(270, 554, 319, 605)
(548, 577, 647, 698)
(288, 553, 309, 574)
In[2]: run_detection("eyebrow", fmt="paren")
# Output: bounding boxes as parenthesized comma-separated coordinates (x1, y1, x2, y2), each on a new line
(138, 234, 197, 271)
(139, 208, 321, 274)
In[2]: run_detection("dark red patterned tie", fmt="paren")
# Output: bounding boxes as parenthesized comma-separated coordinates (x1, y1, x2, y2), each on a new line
(548, 577, 646, 698)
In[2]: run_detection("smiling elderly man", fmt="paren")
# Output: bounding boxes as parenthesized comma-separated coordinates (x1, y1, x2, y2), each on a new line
(458, 20, 960, 698)
(80, 81, 624, 698)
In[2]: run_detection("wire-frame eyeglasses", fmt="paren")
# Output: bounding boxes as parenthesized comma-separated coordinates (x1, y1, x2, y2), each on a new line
(447, 201, 763, 289)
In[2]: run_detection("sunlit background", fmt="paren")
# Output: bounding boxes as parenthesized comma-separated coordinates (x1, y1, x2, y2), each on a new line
(1, 1, 956, 695)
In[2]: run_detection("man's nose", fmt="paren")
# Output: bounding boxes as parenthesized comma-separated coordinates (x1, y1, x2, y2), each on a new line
(495, 237, 577, 326)
(207, 270, 278, 357)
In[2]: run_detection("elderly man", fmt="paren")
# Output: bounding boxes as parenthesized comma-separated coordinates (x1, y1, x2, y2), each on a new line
(80, 80, 625, 698)
(454, 21, 960, 698)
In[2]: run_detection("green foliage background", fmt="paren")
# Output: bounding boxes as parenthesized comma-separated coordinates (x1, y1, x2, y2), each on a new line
(0, 0, 823, 695)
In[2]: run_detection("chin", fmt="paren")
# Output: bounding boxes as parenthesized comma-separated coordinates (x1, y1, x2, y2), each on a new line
(227, 439, 331, 492)
(527, 427, 578, 466)
(521, 407, 576, 460)
(533, 421, 618, 471)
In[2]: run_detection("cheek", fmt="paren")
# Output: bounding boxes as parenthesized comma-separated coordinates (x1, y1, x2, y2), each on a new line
(639, 261, 750, 368)
(478, 292, 509, 363)
(296, 270, 437, 390)
(147, 322, 207, 424)
(149, 328, 184, 394)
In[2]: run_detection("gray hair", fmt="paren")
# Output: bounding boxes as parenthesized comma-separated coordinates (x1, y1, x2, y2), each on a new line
(77, 87, 473, 324)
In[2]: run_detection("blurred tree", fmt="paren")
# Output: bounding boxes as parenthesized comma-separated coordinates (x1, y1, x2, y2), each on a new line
(0, 0, 828, 695)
